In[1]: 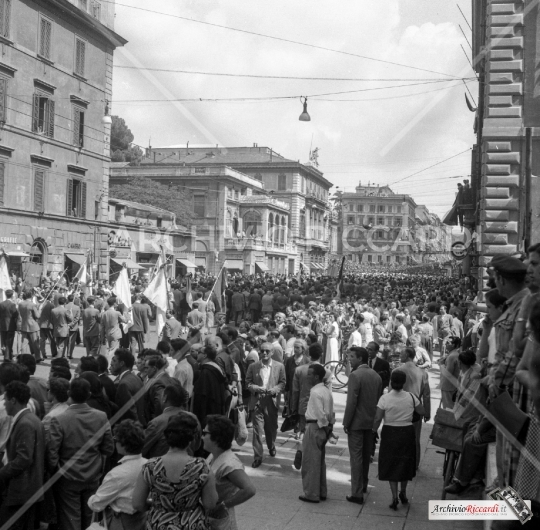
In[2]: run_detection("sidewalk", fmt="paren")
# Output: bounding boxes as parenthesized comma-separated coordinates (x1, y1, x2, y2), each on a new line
(232, 362, 483, 530)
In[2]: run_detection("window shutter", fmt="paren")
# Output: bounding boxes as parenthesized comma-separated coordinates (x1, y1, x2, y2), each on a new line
(66, 178, 73, 216)
(40, 18, 51, 58)
(0, 1, 5, 38)
(0, 78, 6, 124)
(47, 99, 55, 138)
(81, 182, 87, 218)
(75, 39, 86, 76)
(34, 170, 44, 211)
(0, 162, 5, 206)
(73, 108, 80, 146)
(32, 93, 39, 132)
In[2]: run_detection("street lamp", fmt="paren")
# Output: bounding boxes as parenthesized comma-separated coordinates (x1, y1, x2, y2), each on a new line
(299, 97, 311, 122)
(102, 100, 112, 126)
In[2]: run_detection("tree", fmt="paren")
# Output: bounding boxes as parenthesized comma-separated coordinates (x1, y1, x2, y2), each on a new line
(109, 176, 192, 227)
(110, 116, 143, 164)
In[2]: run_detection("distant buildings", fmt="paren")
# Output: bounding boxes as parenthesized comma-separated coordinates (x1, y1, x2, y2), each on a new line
(337, 182, 451, 265)
(0, 0, 126, 285)
(110, 145, 335, 274)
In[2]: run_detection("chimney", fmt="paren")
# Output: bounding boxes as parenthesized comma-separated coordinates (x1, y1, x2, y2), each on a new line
(253, 143, 258, 147)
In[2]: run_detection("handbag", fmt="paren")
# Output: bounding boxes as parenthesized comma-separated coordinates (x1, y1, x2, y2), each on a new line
(409, 393, 421, 423)
(235, 407, 248, 446)
(431, 401, 467, 452)
(487, 351, 530, 442)
(86, 512, 108, 530)
(280, 413, 299, 433)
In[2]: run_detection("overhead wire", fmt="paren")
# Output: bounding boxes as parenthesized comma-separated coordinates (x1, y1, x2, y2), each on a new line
(105, 1, 460, 78)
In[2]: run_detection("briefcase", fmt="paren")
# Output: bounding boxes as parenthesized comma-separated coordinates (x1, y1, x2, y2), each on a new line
(431, 407, 467, 452)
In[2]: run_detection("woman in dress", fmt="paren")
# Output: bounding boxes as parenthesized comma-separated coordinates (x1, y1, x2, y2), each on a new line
(132, 412, 218, 530)
(203, 415, 256, 530)
(88, 420, 147, 530)
(324, 313, 340, 364)
(372, 370, 425, 510)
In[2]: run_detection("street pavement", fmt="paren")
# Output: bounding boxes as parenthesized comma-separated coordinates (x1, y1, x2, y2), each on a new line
(33, 332, 484, 530)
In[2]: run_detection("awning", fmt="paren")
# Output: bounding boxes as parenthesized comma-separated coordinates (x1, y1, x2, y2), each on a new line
(5, 251, 30, 257)
(225, 259, 244, 270)
(176, 258, 197, 268)
(65, 253, 86, 265)
(110, 257, 145, 269)
(311, 263, 322, 270)
(255, 262, 269, 272)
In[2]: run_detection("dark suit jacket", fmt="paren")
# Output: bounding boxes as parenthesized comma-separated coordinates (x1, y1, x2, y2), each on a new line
(115, 371, 145, 426)
(99, 373, 117, 403)
(0, 409, 45, 506)
(144, 372, 174, 424)
(0, 299, 18, 332)
(371, 357, 391, 389)
(66, 302, 81, 332)
(47, 403, 114, 484)
(18, 300, 40, 332)
(83, 307, 102, 337)
(163, 317, 182, 342)
(246, 360, 286, 409)
(130, 303, 151, 333)
(247, 293, 262, 310)
(343, 365, 382, 431)
(231, 292, 245, 311)
(101, 308, 125, 340)
(38, 300, 54, 329)
(51, 306, 73, 338)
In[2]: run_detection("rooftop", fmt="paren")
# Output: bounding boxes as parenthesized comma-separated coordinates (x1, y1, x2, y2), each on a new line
(240, 195, 290, 211)
(108, 198, 174, 216)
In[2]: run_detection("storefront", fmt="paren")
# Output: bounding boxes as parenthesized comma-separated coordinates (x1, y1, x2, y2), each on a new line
(175, 258, 196, 277)
(64, 253, 87, 282)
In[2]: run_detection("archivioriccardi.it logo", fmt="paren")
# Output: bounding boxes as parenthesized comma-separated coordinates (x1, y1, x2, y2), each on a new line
(429, 501, 532, 522)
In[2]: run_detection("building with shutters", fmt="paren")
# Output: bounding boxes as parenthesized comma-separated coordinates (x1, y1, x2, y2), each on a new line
(110, 145, 334, 275)
(0, 0, 126, 285)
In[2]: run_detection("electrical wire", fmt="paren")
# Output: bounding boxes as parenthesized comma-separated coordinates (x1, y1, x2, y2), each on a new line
(114, 65, 474, 83)
(105, 1, 460, 78)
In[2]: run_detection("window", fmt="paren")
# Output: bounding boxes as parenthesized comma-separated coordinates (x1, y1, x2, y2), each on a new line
(0, 77, 7, 124)
(0, 161, 4, 205)
(39, 17, 52, 59)
(396, 205, 402, 213)
(378, 217, 384, 225)
(254, 172, 262, 181)
(368, 216, 374, 225)
(386, 255, 391, 263)
(378, 205, 385, 213)
(34, 168, 45, 211)
(396, 256, 400, 264)
(67, 178, 87, 218)
(73, 106, 84, 147)
(357, 215, 363, 225)
(75, 38, 86, 77)
(92, 1, 102, 20)
(378, 254, 382, 263)
(32, 94, 55, 137)
(356, 204, 363, 212)
(377, 230, 384, 239)
(193, 195, 205, 217)
(388, 205, 393, 213)
(0, 0, 11, 39)
(369, 204, 375, 213)
(367, 255, 373, 263)
(348, 216, 354, 225)
(395, 218, 402, 227)
(278, 174, 286, 190)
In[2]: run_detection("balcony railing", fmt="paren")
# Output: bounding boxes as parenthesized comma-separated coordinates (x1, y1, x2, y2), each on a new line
(225, 237, 297, 253)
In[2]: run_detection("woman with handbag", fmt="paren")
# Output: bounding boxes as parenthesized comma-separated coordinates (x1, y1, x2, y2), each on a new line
(203, 415, 256, 530)
(372, 370, 425, 511)
(88, 420, 147, 530)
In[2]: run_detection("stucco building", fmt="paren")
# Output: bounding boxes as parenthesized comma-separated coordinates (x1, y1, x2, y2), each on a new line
(0, 0, 125, 285)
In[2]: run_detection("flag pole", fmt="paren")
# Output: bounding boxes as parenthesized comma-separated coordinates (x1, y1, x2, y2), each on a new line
(160, 245, 172, 311)
(206, 262, 226, 303)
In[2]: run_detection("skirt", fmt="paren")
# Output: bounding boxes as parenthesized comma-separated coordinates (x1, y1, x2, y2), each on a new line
(378, 425, 417, 482)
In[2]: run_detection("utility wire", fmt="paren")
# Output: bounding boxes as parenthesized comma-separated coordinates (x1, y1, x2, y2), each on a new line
(457, 4, 473, 31)
(105, 1, 460, 78)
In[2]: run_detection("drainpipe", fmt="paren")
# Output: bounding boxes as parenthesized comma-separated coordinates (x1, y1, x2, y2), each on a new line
(525, 127, 532, 250)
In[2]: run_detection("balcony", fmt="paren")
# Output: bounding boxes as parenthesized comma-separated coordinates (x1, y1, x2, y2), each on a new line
(224, 237, 297, 254)
(305, 192, 330, 209)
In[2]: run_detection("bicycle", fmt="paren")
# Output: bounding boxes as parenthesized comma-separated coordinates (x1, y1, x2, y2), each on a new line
(324, 325, 352, 390)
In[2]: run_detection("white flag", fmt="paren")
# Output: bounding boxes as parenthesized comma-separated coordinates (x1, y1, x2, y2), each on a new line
(143, 266, 168, 336)
(0, 254, 11, 302)
(74, 259, 88, 286)
(113, 267, 133, 334)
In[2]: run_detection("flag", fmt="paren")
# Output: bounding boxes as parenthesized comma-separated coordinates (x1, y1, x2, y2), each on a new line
(0, 253, 11, 302)
(113, 267, 132, 312)
(144, 265, 168, 336)
(212, 265, 228, 313)
(73, 256, 88, 287)
(336, 257, 345, 299)
(297, 262, 303, 287)
(185, 275, 193, 309)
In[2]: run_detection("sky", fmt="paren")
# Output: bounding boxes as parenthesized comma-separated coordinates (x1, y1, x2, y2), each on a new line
(110, 0, 478, 218)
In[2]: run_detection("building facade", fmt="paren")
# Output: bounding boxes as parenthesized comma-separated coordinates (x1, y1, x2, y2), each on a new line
(110, 164, 296, 275)
(0, 0, 125, 285)
(468, 0, 540, 290)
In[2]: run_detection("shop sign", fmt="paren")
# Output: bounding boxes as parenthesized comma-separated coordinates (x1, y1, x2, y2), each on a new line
(108, 230, 133, 248)
(451, 242, 468, 261)
(67, 243, 82, 249)
(0, 237, 18, 244)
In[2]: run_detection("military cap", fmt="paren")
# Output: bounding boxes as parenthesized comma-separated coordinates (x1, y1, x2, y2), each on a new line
(488, 255, 527, 274)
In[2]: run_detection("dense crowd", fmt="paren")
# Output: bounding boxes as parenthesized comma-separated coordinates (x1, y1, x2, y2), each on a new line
(0, 243, 539, 530)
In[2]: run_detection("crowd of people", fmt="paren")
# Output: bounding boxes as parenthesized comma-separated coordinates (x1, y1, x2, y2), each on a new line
(0, 243, 538, 529)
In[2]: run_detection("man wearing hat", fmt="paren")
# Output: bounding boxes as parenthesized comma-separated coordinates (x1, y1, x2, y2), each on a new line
(0, 290, 18, 359)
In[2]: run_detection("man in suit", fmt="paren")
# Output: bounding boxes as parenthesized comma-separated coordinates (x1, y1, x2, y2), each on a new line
(0, 289, 18, 360)
(38, 296, 57, 360)
(18, 290, 41, 362)
(187, 302, 206, 337)
(101, 297, 127, 357)
(142, 382, 192, 458)
(48, 378, 114, 530)
(129, 294, 151, 355)
(51, 296, 73, 358)
(246, 342, 286, 468)
(66, 294, 81, 359)
(366, 341, 391, 390)
(162, 309, 182, 343)
(0, 381, 45, 529)
(248, 289, 262, 323)
(231, 288, 245, 326)
(143, 355, 175, 425)
(343, 347, 382, 504)
(110, 348, 145, 426)
(82, 296, 102, 357)
(373, 315, 391, 351)
(396, 347, 431, 469)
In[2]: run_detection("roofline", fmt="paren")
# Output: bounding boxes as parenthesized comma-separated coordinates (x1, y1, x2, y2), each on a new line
(50, 0, 128, 48)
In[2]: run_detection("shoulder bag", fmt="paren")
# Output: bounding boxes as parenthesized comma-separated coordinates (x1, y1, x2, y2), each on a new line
(410, 393, 422, 423)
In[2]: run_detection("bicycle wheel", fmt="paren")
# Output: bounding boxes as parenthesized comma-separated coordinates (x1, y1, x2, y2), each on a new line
(324, 361, 349, 390)
(441, 450, 457, 500)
